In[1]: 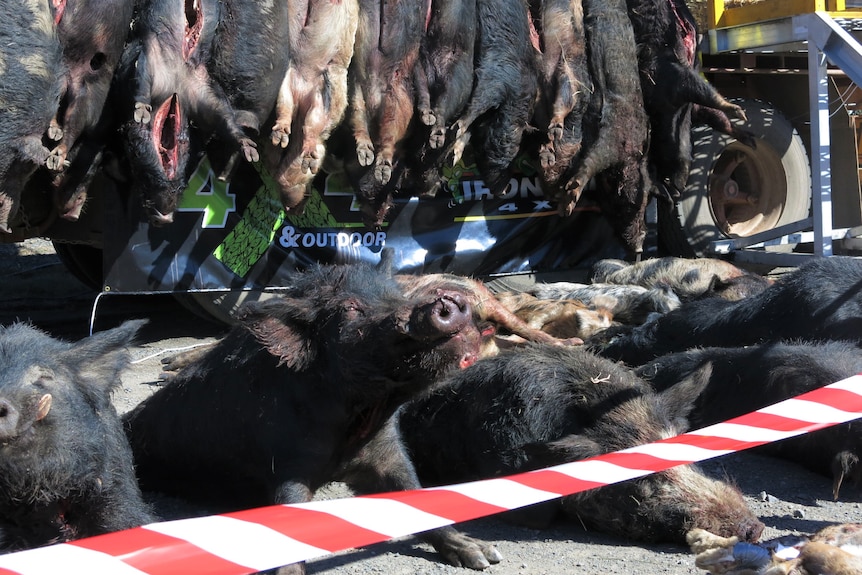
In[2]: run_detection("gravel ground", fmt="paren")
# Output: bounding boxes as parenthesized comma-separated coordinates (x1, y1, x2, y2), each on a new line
(2, 239, 861, 575)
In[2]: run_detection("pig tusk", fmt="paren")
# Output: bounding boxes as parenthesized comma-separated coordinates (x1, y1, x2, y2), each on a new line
(35, 394, 52, 421)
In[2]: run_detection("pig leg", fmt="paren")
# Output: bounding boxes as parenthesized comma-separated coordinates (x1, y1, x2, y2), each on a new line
(183, 80, 259, 164)
(271, 67, 297, 148)
(132, 48, 156, 124)
(47, 75, 70, 143)
(340, 419, 503, 570)
(664, 62, 746, 121)
(47, 59, 112, 172)
(46, 91, 78, 171)
(468, 280, 584, 346)
(428, 53, 473, 150)
(452, 68, 503, 145)
(542, 0, 584, 144)
(373, 85, 414, 184)
(350, 82, 375, 167)
(300, 67, 348, 175)
(692, 104, 758, 149)
(414, 61, 434, 127)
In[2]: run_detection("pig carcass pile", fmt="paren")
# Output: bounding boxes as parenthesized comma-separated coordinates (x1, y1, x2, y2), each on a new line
(0, 0, 747, 258)
(4, 252, 862, 575)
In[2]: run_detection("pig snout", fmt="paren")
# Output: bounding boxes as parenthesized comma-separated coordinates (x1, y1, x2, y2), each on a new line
(0, 393, 52, 443)
(410, 291, 473, 340)
(0, 398, 21, 442)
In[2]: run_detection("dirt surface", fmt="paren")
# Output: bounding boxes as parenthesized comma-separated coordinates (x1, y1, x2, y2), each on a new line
(2, 239, 861, 575)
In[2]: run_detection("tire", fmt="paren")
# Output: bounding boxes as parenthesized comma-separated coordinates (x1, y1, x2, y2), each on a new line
(52, 241, 104, 291)
(658, 99, 812, 257)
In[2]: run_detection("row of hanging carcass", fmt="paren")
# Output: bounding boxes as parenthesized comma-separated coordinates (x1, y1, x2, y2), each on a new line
(1, 0, 753, 254)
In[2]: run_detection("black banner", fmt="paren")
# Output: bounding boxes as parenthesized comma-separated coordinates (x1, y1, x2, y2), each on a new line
(104, 152, 626, 293)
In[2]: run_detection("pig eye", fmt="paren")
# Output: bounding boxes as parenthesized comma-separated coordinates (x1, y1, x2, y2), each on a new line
(90, 53, 106, 71)
(24, 366, 54, 388)
(342, 299, 366, 319)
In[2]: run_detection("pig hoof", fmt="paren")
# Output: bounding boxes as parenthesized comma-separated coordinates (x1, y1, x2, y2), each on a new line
(454, 120, 467, 140)
(357, 143, 374, 166)
(47, 122, 63, 141)
(728, 104, 748, 122)
(241, 139, 259, 163)
(46, 150, 67, 171)
(374, 161, 392, 184)
(557, 200, 575, 217)
(540, 145, 556, 169)
(271, 126, 290, 148)
(421, 109, 436, 126)
(430, 127, 446, 149)
(437, 537, 503, 570)
(549, 122, 563, 142)
(134, 103, 152, 124)
(301, 153, 321, 175)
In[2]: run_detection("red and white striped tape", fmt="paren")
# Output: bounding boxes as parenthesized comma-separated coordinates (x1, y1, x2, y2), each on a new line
(1, 374, 861, 575)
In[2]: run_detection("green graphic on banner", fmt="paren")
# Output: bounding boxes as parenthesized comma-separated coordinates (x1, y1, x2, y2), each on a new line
(178, 157, 237, 228)
(286, 187, 338, 228)
(213, 163, 285, 278)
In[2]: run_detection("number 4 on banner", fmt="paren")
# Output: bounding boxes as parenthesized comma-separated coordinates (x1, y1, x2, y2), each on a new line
(177, 156, 238, 228)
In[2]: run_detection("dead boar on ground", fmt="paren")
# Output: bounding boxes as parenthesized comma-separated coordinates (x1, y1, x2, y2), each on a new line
(123, 260, 501, 574)
(157, 269, 589, 381)
(492, 291, 614, 340)
(395, 272, 587, 348)
(400, 343, 764, 544)
(590, 256, 862, 366)
(529, 281, 681, 324)
(0, 320, 154, 553)
(590, 256, 771, 301)
(637, 340, 862, 500)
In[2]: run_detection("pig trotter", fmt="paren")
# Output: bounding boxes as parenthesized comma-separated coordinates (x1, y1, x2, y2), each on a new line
(430, 126, 446, 149)
(134, 102, 152, 124)
(271, 123, 291, 148)
(539, 143, 556, 169)
(549, 122, 563, 142)
(726, 102, 747, 122)
(374, 159, 392, 184)
(452, 131, 470, 166)
(47, 119, 63, 141)
(421, 108, 436, 126)
(357, 141, 374, 166)
(240, 138, 259, 163)
(45, 148, 69, 171)
(424, 527, 503, 570)
(301, 148, 322, 175)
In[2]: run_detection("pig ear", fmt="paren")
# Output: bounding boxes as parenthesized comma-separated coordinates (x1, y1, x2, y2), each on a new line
(236, 299, 316, 370)
(656, 362, 713, 427)
(60, 319, 147, 392)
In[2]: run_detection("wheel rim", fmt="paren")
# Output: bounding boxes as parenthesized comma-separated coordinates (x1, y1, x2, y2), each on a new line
(707, 140, 787, 237)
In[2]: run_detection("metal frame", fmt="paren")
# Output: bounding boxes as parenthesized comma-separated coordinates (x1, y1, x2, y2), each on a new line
(706, 12, 862, 265)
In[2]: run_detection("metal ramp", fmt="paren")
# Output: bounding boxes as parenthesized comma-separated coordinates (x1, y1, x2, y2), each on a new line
(704, 2, 862, 265)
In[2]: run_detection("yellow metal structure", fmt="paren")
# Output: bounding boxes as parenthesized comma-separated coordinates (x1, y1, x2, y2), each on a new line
(709, 0, 862, 30)
(697, 2, 862, 263)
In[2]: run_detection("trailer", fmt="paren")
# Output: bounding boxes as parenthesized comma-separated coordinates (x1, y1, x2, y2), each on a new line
(6, 0, 862, 323)
(662, 0, 862, 265)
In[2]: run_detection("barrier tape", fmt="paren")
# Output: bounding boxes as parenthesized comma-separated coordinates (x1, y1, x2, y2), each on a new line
(1, 374, 861, 575)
